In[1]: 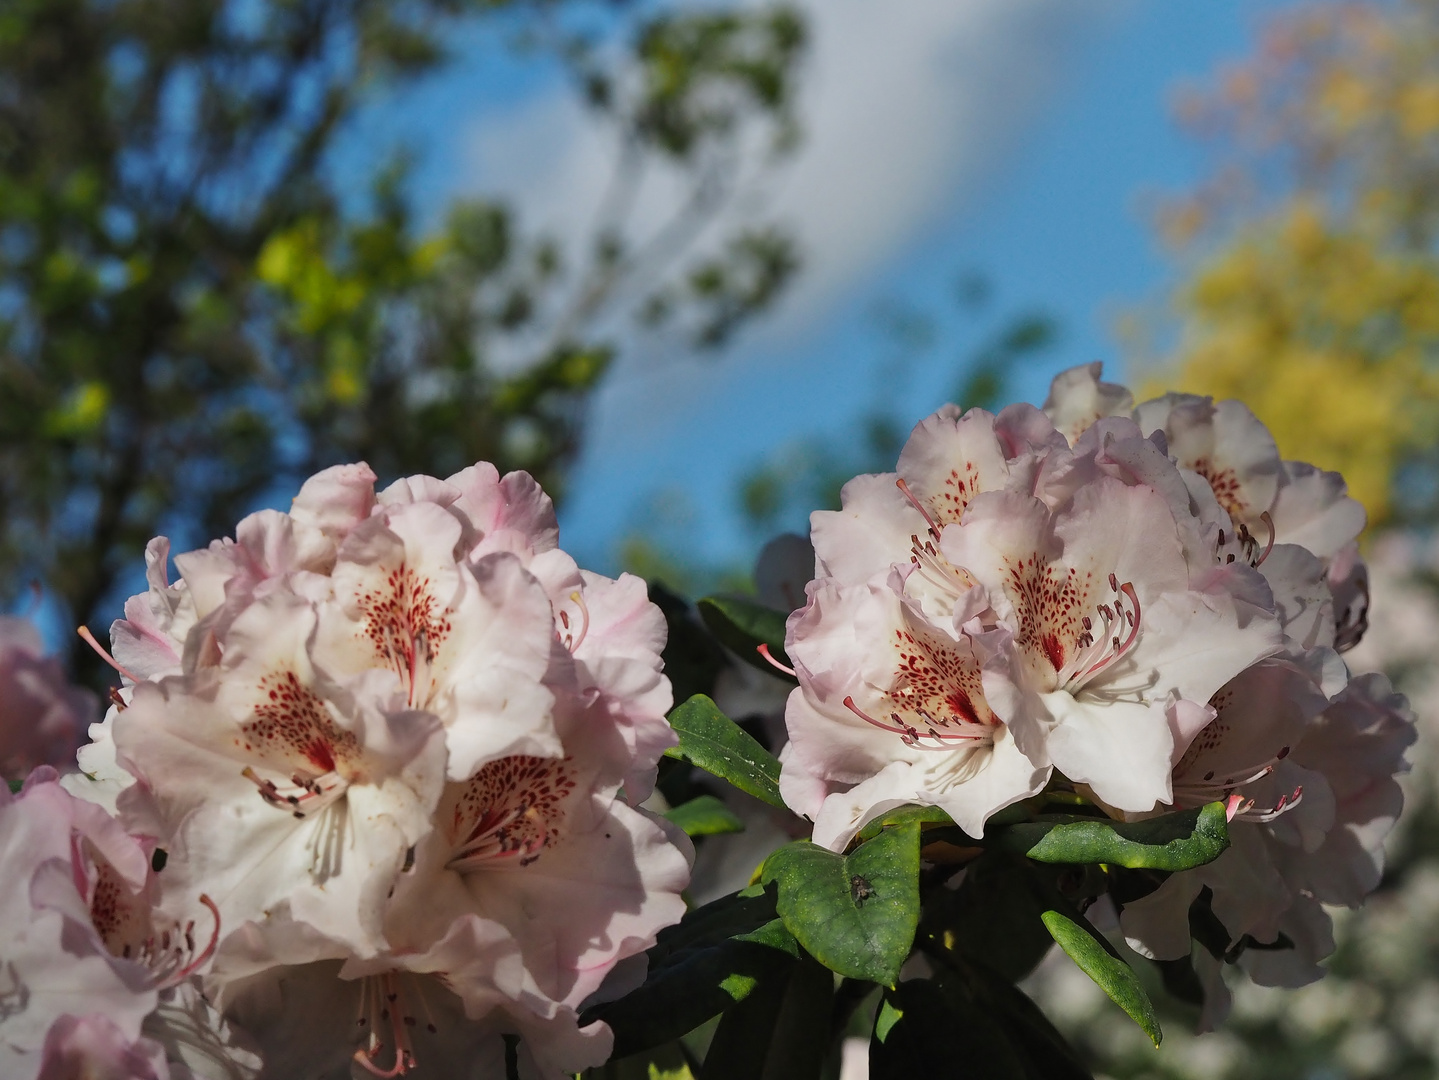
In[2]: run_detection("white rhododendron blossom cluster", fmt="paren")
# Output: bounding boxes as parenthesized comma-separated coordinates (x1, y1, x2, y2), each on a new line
(779, 362, 1414, 1008)
(1, 462, 691, 1079)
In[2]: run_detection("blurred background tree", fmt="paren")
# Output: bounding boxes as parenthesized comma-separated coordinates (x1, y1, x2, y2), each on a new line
(1137, 0, 1439, 525)
(0, 0, 804, 681)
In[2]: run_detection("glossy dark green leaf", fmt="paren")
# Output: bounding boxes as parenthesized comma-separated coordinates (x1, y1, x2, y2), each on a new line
(870, 979, 1027, 1079)
(873, 952, 1094, 1079)
(646, 889, 780, 970)
(920, 853, 1055, 982)
(854, 802, 957, 843)
(700, 962, 790, 1080)
(700, 951, 832, 1080)
(996, 802, 1229, 871)
(584, 888, 795, 1058)
(664, 695, 785, 809)
(585, 936, 796, 1058)
(698, 595, 794, 676)
(761, 821, 920, 984)
(584, 1039, 700, 1080)
(1042, 909, 1162, 1046)
(664, 794, 746, 837)
(938, 954, 1095, 1080)
(734, 918, 800, 957)
(754, 953, 834, 1080)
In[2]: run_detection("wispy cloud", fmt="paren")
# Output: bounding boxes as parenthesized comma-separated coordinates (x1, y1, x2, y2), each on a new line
(463, 0, 1122, 342)
(456, 1, 1127, 560)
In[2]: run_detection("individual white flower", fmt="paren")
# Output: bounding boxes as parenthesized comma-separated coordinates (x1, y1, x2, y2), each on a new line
(0, 771, 226, 1080)
(1120, 661, 1414, 991)
(1041, 360, 1134, 447)
(944, 477, 1283, 813)
(111, 592, 448, 960)
(781, 575, 1048, 849)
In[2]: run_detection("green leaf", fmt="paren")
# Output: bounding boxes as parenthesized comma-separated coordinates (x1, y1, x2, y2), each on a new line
(584, 889, 794, 1058)
(664, 695, 785, 809)
(701, 954, 834, 1080)
(854, 803, 957, 843)
(871, 979, 1030, 1080)
(754, 952, 834, 1080)
(1041, 909, 1162, 1046)
(920, 853, 1056, 983)
(734, 918, 800, 957)
(663, 794, 745, 837)
(586, 935, 795, 1057)
(761, 821, 920, 984)
(996, 802, 1229, 871)
(697, 595, 794, 676)
(930, 954, 1095, 1080)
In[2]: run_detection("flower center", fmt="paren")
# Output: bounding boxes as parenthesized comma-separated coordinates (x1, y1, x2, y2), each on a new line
(235, 671, 358, 818)
(1172, 714, 1302, 823)
(1052, 574, 1142, 693)
(355, 561, 454, 708)
(557, 590, 590, 653)
(446, 756, 576, 872)
(843, 617, 996, 752)
(1214, 513, 1275, 569)
(88, 855, 220, 989)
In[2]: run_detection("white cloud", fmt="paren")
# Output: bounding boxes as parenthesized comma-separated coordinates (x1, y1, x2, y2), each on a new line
(454, 1, 1129, 559)
(462, 0, 1123, 341)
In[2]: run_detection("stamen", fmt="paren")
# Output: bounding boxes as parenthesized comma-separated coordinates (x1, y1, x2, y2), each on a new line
(565, 591, 590, 653)
(1255, 512, 1276, 567)
(154, 894, 220, 988)
(241, 766, 347, 819)
(1224, 793, 1249, 822)
(842, 696, 987, 751)
(896, 478, 941, 539)
(77, 626, 142, 685)
(757, 643, 796, 678)
(353, 974, 419, 1076)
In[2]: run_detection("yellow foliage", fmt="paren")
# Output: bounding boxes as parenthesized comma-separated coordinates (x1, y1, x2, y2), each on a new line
(42, 380, 110, 438)
(1147, 203, 1439, 523)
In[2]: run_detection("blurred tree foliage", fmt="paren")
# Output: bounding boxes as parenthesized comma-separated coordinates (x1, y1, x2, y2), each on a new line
(0, 0, 805, 677)
(1141, 0, 1439, 525)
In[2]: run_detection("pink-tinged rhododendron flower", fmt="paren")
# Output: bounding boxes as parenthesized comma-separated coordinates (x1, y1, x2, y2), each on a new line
(383, 747, 692, 1010)
(35, 1014, 171, 1080)
(201, 694, 690, 1077)
(1041, 361, 1133, 447)
(943, 480, 1283, 813)
(111, 593, 448, 960)
(310, 501, 559, 782)
(1120, 661, 1414, 1001)
(60, 457, 689, 1076)
(781, 576, 1048, 849)
(0, 771, 223, 1080)
(782, 388, 1285, 845)
(0, 617, 96, 779)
